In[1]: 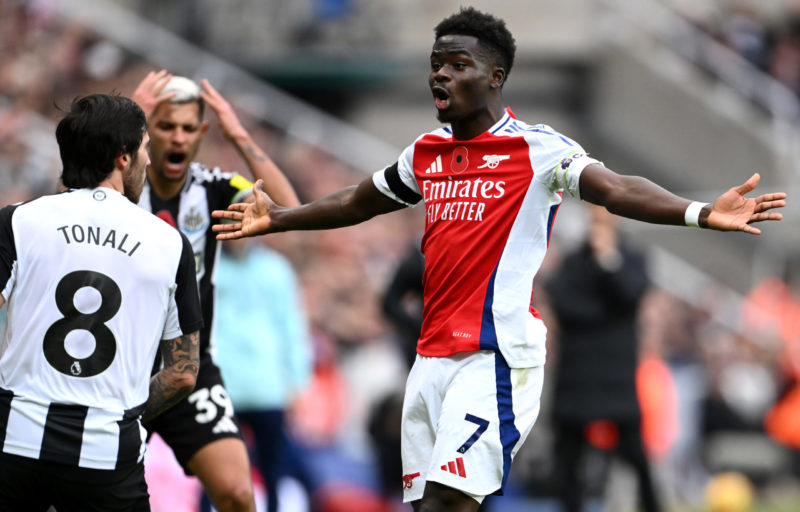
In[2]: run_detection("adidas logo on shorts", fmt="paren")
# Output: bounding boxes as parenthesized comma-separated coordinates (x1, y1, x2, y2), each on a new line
(440, 457, 466, 478)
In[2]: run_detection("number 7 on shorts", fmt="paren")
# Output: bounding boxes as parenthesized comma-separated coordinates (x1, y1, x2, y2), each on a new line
(456, 414, 489, 454)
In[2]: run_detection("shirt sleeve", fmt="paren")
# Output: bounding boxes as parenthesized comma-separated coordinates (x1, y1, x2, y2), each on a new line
(164, 232, 204, 339)
(527, 125, 601, 199)
(372, 144, 421, 207)
(0, 204, 19, 301)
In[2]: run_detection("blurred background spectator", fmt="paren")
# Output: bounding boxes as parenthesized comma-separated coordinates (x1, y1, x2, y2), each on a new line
(1, 1, 799, 511)
(542, 204, 664, 512)
(213, 237, 314, 512)
(380, 235, 424, 371)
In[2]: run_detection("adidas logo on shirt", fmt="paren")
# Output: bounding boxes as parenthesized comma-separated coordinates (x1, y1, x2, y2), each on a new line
(424, 155, 443, 174)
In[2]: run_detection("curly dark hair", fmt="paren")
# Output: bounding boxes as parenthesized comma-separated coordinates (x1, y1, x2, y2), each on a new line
(56, 94, 146, 189)
(434, 7, 516, 81)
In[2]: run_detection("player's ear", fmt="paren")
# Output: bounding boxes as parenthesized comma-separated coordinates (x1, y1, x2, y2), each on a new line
(491, 67, 505, 89)
(201, 121, 210, 135)
(116, 152, 131, 171)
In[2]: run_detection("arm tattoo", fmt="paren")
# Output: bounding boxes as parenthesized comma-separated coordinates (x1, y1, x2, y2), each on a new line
(243, 143, 266, 162)
(142, 331, 200, 423)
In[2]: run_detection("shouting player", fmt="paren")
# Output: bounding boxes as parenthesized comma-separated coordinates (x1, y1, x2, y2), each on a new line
(131, 71, 299, 512)
(213, 7, 787, 512)
(0, 94, 202, 511)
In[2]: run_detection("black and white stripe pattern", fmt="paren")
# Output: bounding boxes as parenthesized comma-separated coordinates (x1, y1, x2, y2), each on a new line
(0, 387, 146, 470)
(138, 162, 245, 357)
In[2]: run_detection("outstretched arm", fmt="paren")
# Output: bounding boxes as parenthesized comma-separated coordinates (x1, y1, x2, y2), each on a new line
(142, 330, 199, 423)
(579, 164, 786, 235)
(200, 80, 300, 207)
(212, 176, 406, 239)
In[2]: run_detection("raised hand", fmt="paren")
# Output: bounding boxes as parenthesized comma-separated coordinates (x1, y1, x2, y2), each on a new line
(200, 79, 247, 141)
(131, 69, 176, 118)
(200, 80, 301, 207)
(212, 180, 275, 239)
(705, 173, 787, 235)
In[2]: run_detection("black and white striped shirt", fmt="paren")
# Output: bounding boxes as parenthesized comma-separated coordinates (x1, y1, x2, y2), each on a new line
(0, 188, 203, 469)
(138, 162, 251, 358)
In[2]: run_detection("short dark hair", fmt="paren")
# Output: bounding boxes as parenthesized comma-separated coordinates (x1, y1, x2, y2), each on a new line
(179, 97, 205, 120)
(434, 7, 516, 80)
(56, 94, 146, 189)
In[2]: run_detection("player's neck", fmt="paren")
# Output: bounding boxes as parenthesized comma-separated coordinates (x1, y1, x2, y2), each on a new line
(97, 170, 125, 195)
(450, 102, 505, 140)
(147, 170, 186, 200)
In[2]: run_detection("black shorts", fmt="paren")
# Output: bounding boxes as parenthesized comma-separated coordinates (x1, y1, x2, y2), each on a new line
(0, 452, 149, 512)
(144, 356, 242, 474)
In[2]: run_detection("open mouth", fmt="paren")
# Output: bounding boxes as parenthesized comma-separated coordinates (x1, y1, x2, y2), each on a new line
(165, 151, 186, 172)
(432, 87, 450, 110)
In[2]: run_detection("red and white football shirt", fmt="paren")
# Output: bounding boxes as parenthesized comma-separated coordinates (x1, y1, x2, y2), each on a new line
(373, 109, 599, 368)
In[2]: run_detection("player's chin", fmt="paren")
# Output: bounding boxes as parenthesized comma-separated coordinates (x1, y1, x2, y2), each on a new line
(435, 108, 454, 123)
(434, 99, 455, 120)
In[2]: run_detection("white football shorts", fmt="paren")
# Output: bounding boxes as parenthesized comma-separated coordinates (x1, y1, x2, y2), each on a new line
(400, 350, 544, 503)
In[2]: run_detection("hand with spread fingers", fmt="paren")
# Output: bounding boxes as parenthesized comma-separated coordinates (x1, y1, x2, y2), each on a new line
(213, 180, 275, 239)
(200, 79, 300, 208)
(130, 69, 176, 118)
(200, 79, 248, 142)
(704, 173, 787, 234)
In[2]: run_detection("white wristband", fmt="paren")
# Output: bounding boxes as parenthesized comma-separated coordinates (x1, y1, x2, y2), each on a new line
(684, 201, 708, 228)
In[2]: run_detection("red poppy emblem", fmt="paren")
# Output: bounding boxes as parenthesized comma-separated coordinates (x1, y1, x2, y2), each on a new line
(451, 146, 469, 173)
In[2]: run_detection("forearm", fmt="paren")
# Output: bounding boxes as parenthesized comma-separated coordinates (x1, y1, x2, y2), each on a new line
(142, 367, 196, 423)
(142, 331, 199, 423)
(582, 173, 693, 225)
(271, 180, 404, 232)
(230, 132, 300, 207)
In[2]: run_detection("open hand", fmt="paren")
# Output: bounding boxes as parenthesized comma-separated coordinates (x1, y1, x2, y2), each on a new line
(705, 173, 787, 234)
(131, 69, 176, 118)
(200, 80, 247, 141)
(212, 180, 275, 239)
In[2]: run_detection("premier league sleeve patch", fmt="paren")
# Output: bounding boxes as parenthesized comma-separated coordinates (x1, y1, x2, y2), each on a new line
(556, 151, 601, 198)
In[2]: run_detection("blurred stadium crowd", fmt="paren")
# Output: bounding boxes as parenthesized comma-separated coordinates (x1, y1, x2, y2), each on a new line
(2, 1, 800, 511)
(677, 0, 800, 98)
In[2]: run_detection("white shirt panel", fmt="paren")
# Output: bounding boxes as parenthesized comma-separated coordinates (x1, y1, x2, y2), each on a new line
(489, 123, 599, 367)
(78, 408, 123, 469)
(178, 182, 211, 281)
(3, 395, 47, 459)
